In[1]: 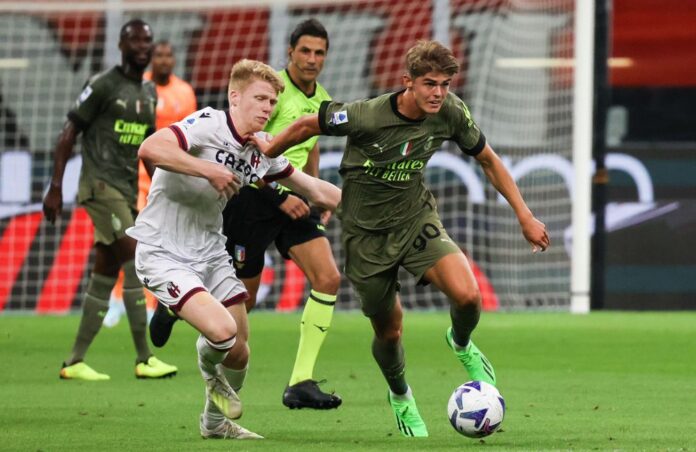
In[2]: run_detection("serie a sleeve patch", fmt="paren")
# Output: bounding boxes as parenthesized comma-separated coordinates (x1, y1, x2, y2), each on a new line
(330, 110, 349, 125)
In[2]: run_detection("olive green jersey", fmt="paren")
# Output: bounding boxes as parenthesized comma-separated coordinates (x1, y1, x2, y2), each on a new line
(69, 66, 156, 204)
(264, 69, 331, 171)
(318, 91, 485, 232)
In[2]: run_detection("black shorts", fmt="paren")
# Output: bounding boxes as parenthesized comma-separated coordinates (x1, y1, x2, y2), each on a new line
(223, 186, 326, 278)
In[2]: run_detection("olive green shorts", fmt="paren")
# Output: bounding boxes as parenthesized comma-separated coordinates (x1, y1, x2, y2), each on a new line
(78, 179, 137, 245)
(342, 203, 461, 317)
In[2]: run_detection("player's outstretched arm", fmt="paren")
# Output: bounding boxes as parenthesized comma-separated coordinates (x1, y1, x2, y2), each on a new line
(139, 128, 241, 199)
(475, 143, 550, 253)
(43, 120, 79, 224)
(250, 114, 321, 158)
(279, 171, 341, 212)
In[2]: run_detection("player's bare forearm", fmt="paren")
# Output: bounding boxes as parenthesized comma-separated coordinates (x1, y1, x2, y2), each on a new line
(139, 128, 240, 198)
(139, 128, 208, 178)
(305, 179, 341, 212)
(43, 120, 79, 223)
(476, 144, 550, 252)
(280, 171, 341, 212)
(261, 114, 321, 158)
(48, 120, 79, 189)
(475, 145, 531, 221)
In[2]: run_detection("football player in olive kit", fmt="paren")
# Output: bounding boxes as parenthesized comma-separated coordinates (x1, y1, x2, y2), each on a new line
(253, 40, 550, 437)
(43, 19, 177, 381)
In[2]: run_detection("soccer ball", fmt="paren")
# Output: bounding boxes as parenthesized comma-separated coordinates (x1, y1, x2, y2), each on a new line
(447, 381, 505, 438)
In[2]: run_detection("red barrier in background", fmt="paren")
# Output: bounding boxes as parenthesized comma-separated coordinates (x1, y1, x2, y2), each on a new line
(0, 213, 42, 311)
(36, 208, 93, 313)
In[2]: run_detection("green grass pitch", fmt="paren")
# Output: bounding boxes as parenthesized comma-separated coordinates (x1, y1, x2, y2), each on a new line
(1, 311, 694, 451)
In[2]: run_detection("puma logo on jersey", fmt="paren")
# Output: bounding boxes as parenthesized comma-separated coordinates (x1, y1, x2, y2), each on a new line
(115, 99, 128, 109)
(371, 143, 385, 153)
(424, 136, 435, 152)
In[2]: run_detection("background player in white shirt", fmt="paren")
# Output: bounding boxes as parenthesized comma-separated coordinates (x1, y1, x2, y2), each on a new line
(127, 59, 341, 440)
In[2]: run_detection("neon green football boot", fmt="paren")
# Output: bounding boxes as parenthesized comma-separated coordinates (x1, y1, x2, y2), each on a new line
(205, 374, 243, 420)
(60, 362, 110, 381)
(446, 327, 496, 386)
(135, 356, 178, 379)
(387, 391, 429, 437)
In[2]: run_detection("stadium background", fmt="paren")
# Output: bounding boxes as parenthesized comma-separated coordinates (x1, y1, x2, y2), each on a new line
(1, 0, 695, 314)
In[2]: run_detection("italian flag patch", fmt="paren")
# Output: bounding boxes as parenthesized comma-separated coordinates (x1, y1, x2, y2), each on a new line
(399, 141, 412, 156)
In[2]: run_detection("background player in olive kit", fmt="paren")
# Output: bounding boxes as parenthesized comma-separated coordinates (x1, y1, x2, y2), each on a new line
(42, 19, 177, 381)
(253, 40, 550, 437)
(149, 18, 342, 410)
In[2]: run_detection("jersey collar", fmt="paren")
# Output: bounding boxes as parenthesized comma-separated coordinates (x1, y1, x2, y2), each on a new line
(390, 90, 425, 123)
(115, 65, 145, 85)
(226, 112, 248, 145)
(285, 69, 317, 98)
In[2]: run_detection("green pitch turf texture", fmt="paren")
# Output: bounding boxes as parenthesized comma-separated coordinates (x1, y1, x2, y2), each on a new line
(1, 311, 694, 451)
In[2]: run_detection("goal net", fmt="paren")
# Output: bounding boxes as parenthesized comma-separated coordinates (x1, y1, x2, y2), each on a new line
(0, 0, 574, 313)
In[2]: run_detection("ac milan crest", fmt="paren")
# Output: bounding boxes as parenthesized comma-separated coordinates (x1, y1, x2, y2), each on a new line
(167, 281, 181, 298)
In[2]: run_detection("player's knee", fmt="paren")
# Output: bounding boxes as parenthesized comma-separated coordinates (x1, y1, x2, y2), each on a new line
(220, 336, 249, 368)
(204, 334, 237, 352)
(451, 286, 481, 309)
(206, 321, 238, 346)
(87, 273, 118, 299)
(375, 324, 402, 344)
(311, 267, 340, 294)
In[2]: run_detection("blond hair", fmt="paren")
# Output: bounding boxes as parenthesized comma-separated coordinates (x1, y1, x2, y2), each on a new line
(405, 40, 459, 78)
(228, 59, 285, 94)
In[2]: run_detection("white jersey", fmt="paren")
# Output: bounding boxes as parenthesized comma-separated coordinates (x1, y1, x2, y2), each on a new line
(127, 107, 293, 260)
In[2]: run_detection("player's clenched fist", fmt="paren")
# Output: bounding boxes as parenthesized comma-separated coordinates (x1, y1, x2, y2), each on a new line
(520, 215, 550, 253)
(278, 194, 310, 220)
(42, 185, 63, 224)
(206, 163, 241, 199)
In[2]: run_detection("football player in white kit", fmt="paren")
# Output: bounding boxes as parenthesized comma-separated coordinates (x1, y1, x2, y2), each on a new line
(127, 59, 341, 440)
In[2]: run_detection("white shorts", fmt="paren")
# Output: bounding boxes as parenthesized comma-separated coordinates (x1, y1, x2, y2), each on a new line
(134, 242, 248, 312)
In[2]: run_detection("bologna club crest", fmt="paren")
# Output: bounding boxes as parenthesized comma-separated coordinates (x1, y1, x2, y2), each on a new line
(167, 282, 181, 298)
